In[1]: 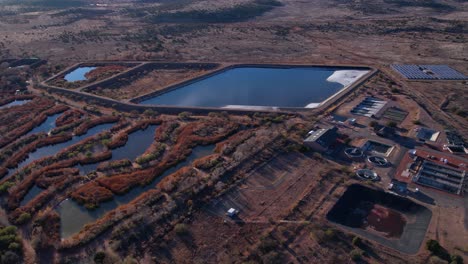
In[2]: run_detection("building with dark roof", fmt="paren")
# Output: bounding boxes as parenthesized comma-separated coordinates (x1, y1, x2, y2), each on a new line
(304, 126, 338, 152)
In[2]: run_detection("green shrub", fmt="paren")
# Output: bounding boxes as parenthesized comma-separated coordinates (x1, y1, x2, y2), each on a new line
(0, 226, 22, 263)
(174, 223, 189, 236)
(350, 249, 362, 261)
(262, 251, 283, 264)
(352, 236, 361, 247)
(386, 121, 397, 128)
(426, 239, 450, 261)
(1, 251, 20, 264)
(369, 121, 378, 128)
(0, 182, 14, 193)
(16, 213, 31, 225)
(391, 88, 400, 93)
(143, 109, 157, 117)
(429, 256, 448, 264)
(259, 237, 278, 253)
(450, 254, 463, 264)
(93, 251, 106, 264)
(324, 228, 336, 240)
(312, 152, 322, 160)
(7, 242, 20, 251)
(178, 112, 192, 120)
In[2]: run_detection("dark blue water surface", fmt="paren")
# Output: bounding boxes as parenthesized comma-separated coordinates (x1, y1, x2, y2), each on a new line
(0, 99, 31, 109)
(139, 67, 366, 108)
(28, 113, 61, 135)
(58, 144, 215, 238)
(64, 67, 96, 82)
(20, 185, 43, 207)
(76, 125, 158, 174)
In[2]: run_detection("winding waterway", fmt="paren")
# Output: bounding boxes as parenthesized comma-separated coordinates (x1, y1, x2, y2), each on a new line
(58, 144, 215, 238)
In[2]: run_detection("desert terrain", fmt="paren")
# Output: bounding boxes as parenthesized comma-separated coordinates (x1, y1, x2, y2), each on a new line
(0, 0, 466, 264)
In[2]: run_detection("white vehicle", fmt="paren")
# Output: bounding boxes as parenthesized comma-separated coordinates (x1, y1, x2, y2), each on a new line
(226, 208, 239, 217)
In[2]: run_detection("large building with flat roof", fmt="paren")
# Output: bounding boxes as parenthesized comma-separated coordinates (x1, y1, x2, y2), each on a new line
(304, 126, 338, 152)
(394, 147, 467, 196)
(414, 160, 465, 195)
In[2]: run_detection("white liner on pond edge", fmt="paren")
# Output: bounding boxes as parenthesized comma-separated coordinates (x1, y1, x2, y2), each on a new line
(327, 70, 370, 87)
(305, 69, 369, 108)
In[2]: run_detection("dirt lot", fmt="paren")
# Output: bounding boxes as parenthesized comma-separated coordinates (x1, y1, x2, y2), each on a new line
(89, 68, 214, 100)
(153, 151, 345, 263)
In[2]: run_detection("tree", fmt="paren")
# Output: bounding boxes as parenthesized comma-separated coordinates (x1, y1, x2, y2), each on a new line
(386, 121, 397, 128)
(426, 239, 450, 261)
(174, 223, 189, 236)
(262, 251, 283, 264)
(178, 111, 192, 121)
(259, 237, 278, 253)
(143, 109, 157, 117)
(450, 255, 463, 264)
(16, 212, 31, 224)
(93, 251, 106, 264)
(1, 251, 20, 264)
(350, 249, 362, 262)
(352, 236, 362, 247)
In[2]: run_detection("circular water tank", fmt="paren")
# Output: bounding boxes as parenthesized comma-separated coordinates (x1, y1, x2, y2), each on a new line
(367, 156, 388, 166)
(356, 169, 379, 181)
(345, 148, 363, 158)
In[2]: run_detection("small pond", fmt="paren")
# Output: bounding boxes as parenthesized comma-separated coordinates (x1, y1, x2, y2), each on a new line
(0, 99, 32, 110)
(64, 67, 96, 82)
(58, 144, 215, 238)
(139, 66, 369, 109)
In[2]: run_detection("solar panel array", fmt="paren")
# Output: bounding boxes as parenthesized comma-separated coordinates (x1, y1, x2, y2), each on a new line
(391, 64, 468, 80)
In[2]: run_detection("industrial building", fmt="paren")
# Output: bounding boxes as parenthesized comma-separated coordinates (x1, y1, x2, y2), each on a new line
(304, 126, 338, 152)
(395, 148, 467, 196)
(413, 160, 466, 195)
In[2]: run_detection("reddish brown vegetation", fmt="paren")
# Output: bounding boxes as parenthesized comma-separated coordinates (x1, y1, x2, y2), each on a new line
(61, 188, 167, 249)
(85, 65, 128, 80)
(97, 159, 132, 174)
(193, 153, 223, 171)
(214, 129, 255, 155)
(0, 97, 59, 148)
(79, 151, 112, 165)
(59, 119, 280, 250)
(154, 120, 180, 143)
(10, 175, 81, 224)
(36, 168, 80, 188)
(159, 166, 199, 193)
(96, 118, 239, 195)
(55, 109, 85, 127)
(74, 115, 120, 136)
(31, 211, 61, 250)
(71, 181, 114, 207)
(109, 120, 130, 133)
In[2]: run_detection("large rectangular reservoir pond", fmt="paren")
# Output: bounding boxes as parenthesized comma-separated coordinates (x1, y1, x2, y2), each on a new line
(138, 66, 370, 109)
